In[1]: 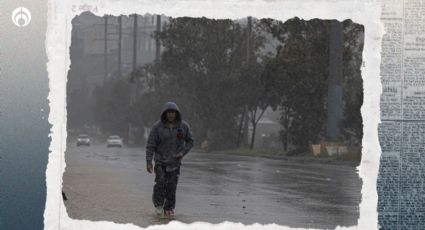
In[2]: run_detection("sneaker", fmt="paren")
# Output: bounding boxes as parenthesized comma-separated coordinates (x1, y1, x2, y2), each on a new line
(164, 210, 175, 217)
(155, 206, 163, 215)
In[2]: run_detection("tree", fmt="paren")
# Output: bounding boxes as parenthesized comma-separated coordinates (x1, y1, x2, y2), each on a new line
(260, 18, 364, 152)
(260, 18, 330, 150)
(133, 17, 268, 150)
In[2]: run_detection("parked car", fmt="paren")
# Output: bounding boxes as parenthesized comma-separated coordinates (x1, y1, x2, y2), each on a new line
(77, 134, 90, 146)
(107, 135, 123, 148)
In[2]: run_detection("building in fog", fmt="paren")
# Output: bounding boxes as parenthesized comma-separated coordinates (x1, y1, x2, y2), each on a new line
(67, 12, 169, 134)
(68, 12, 169, 92)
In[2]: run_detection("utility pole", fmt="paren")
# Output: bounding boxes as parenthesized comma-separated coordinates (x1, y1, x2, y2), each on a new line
(103, 15, 108, 85)
(130, 14, 139, 104)
(326, 20, 343, 140)
(140, 17, 147, 64)
(132, 14, 138, 71)
(155, 15, 161, 62)
(118, 15, 122, 78)
(128, 14, 138, 145)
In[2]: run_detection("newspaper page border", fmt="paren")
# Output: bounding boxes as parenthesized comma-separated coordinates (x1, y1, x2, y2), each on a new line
(44, 0, 384, 229)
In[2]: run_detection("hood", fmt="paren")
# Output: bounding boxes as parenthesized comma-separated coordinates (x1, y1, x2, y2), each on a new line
(160, 102, 182, 122)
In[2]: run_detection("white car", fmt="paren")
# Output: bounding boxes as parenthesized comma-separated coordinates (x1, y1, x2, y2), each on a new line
(107, 135, 123, 148)
(77, 134, 90, 146)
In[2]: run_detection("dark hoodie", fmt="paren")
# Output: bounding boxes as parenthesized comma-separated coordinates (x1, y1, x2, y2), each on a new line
(146, 102, 194, 171)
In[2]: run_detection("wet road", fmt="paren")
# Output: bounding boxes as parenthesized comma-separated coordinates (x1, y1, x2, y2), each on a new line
(62, 144, 361, 229)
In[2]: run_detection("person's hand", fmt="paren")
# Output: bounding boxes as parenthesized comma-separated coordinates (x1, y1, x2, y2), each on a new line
(146, 163, 153, 174)
(175, 152, 184, 160)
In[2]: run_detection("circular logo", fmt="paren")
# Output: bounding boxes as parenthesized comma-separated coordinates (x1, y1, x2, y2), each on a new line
(12, 7, 31, 27)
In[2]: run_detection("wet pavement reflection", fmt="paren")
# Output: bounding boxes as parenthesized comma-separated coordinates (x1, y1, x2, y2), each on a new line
(63, 144, 361, 229)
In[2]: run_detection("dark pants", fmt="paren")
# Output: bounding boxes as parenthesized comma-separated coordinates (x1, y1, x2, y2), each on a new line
(153, 164, 180, 211)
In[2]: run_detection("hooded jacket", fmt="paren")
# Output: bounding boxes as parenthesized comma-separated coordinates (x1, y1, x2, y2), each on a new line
(146, 102, 194, 171)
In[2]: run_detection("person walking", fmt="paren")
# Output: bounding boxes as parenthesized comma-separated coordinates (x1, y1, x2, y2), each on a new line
(146, 102, 194, 217)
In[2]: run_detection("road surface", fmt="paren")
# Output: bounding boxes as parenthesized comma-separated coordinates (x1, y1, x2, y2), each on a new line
(62, 143, 361, 229)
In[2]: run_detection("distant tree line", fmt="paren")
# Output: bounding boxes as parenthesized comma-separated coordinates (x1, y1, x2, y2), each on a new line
(67, 17, 364, 152)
